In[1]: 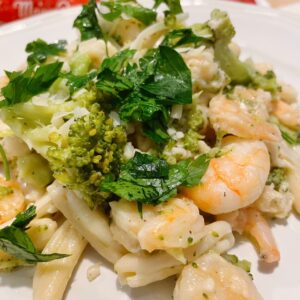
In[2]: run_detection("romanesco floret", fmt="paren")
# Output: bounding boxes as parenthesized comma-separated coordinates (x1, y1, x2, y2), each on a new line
(47, 104, 127, 206)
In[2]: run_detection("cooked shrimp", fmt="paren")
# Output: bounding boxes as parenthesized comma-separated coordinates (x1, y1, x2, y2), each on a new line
(218, 207, 280, 263)
(174, 252, 263, 300)
(183, 137, 270, 214)
(209, 94, 281, 142)
(271, 100, 300, 130)
(0, 177, 25, 224)
(110, 197, 205, 253)
(279, 82, 298, 104)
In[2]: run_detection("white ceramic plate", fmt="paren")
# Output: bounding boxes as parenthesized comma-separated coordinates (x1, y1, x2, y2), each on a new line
(1, 1, 300, 299)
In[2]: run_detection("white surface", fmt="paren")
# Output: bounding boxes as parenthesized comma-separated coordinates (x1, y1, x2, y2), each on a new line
(282, 3, 300, 15)
(1, 1, 300, 299)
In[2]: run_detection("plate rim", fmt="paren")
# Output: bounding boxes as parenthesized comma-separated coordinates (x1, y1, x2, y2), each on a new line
(1, 0, 300, 38)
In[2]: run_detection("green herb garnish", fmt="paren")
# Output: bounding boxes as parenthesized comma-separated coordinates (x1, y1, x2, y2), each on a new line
(0, 206, 68, 263)
(25, 39, 67, 65)
(101, 152, 210, 205)
(1, 62, 63, 107)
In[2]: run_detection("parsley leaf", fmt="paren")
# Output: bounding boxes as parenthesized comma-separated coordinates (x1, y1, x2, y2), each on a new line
(73, 0, 104, 41)
(11, 205, 36, 229)
(101, 152, 210, 204)
(154, 0, 183, 15)
(1, 62, 63, 107)
(0, 206, 68, 263)
(62, 71, 97, 93)
(101, 1, 157, 26)
(95, 46, 192, 144)
(161, 25, 214, 48)
(25, 39, 67, 65)
(142, 46, 192, 104)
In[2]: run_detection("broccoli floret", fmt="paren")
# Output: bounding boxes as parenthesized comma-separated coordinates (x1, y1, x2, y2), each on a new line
(187, 108, 204, 132)
(209, 9, 279, 93)
(47, 104, 127, 206)
(267, 168, 286, 191)
(183, 129, 202, 153)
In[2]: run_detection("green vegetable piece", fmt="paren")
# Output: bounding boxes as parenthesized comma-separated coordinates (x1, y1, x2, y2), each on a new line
(12, 205, 36, 229)
(96, 68, 133, 99)
(25, 39, 67, 65)
(73, 0, 104, 41)
(182, 154, 211, 187)
(0, 144, 11, 181)
(96, 46, 192, 144)
(101, 1, 157, 26)
(0, 206, 68, 263)
(101, 152, 210, 205)
(47, 104, 127, 206)
(279, 124, 300, 145)
(161, 25, 214, 48)
(17, 153, 53, 188)
(266, 167, 286, 191)
(69, 53, 92, 76)
(100, 49, 136, 73)
(142, 46, 192, 104)
(210, 9, 279, 93)
(123, 152, 169, 179)
(154, 0, 183, 15)
(62, 71, 97, 94)
(0, 186, 13, 198)
(1, 62, 63, 107)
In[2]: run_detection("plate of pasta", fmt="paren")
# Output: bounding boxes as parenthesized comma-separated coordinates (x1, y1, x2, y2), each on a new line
(0, 0, 300, 299)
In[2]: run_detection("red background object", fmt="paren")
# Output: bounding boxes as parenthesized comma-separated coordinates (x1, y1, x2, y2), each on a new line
(0, 0, 256, 23)
(0, 0, 87, 22)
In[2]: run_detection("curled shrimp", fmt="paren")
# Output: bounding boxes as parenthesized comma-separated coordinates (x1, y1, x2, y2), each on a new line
(110, 197, 205, 253)
(209, 94, 281, 142)
(174, 252, 263, 300)
(183, 136, 270, 214)
(271, 100, 300, 130)
(0, 177, 25, 224)
(218, 207, 280, 263)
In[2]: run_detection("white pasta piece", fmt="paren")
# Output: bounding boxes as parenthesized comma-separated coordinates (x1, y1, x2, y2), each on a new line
(130, 21, 166, 50)
(49, 181, 126, 263)
(34, 190, 58, 218)
(115, 251, 183, 288)
(1, 136, 30, 159)
(174, 253, 263, 300)
(27, 218, 58, 251)
(110, 221, 141, 253)
(253, 184, 293, 219)
(184, 221, 235, 262)
(87, 263, 101, 282)
(33, 221, 87, 300)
